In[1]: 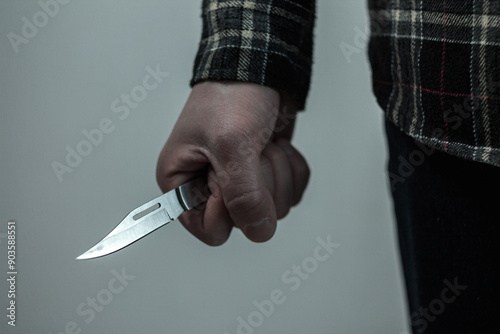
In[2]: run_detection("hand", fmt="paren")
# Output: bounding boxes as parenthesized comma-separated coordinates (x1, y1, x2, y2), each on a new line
(156, 81, 310, 245)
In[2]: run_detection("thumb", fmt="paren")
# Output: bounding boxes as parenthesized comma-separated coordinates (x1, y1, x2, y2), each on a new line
(213, 146, 277, 242)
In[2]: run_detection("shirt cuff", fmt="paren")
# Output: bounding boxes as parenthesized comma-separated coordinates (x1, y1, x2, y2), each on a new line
(191, 0, 316, 110)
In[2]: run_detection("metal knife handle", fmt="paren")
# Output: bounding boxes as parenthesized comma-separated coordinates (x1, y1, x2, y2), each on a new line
(175, 176, 210, 211)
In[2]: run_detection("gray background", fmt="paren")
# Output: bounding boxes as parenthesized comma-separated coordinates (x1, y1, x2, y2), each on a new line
(0, 0, 409, 333)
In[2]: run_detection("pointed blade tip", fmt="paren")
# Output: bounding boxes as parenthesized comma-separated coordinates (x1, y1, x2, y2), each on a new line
(76, 252, 94, 260)
(76, 246, 107, 260)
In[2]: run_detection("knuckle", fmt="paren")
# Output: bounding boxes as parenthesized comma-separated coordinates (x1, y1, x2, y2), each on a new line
(225, 188, 266, 217)
(156, 165, 172, 192)
(295, 156, 311, 180)
(155, 148, 178, 192)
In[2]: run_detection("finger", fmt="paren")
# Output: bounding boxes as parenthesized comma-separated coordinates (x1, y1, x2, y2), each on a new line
(213, 146, 277, 243)
(261, 143, 294, 219)
(156, 148, 233, 246)
(259, 154, 275, 198)
(178, 193, 233, 246)
(275, 138, 310, 206)
(178, 167, 233, 246)
(155, 141, 209, 194)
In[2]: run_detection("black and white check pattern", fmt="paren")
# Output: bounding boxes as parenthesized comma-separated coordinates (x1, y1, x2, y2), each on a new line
(191, 0, 500, 167)
(191, 0, 316, 109)
(369, 0, 500, 166)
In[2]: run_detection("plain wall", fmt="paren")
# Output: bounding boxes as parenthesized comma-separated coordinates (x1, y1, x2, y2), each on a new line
(0, 1, 409, 333)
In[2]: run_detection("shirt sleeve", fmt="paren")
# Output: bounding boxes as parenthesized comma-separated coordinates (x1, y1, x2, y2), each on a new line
(191, 0, 316, 110)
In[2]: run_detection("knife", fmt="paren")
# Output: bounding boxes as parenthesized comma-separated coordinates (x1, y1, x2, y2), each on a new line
(76, 177, 209, 260)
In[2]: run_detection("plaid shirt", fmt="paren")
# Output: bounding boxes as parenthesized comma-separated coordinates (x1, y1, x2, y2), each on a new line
(191, 0, 500, 167)
(369, 0, 500, 167)
(191, 0, 315, 109)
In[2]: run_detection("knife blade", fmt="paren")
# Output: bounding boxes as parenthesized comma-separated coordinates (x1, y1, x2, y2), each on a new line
(76, 176, 208, 260)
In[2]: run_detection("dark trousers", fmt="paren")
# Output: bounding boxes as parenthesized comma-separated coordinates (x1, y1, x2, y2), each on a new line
(385, 119, 500, 333)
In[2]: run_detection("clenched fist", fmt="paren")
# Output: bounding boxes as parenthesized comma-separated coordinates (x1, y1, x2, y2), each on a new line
(156, 81, 309, 245)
